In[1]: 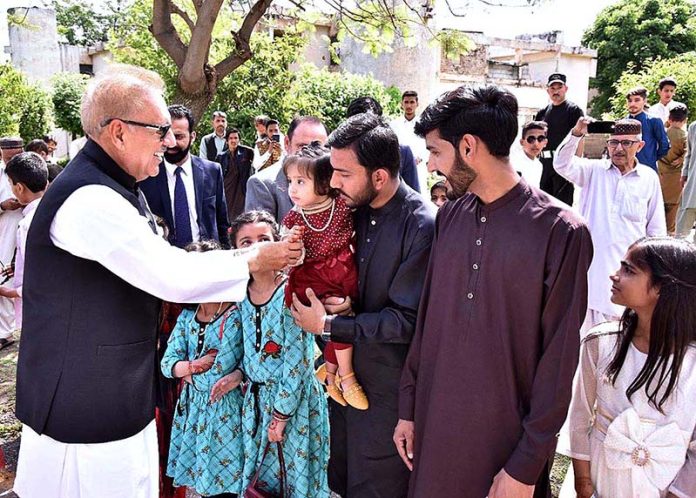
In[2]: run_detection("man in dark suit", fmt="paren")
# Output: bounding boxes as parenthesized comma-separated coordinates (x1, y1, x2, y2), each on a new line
(245, 115, 328, 222)
(140, 104, 230, 248)
(216, 127, 254, 221)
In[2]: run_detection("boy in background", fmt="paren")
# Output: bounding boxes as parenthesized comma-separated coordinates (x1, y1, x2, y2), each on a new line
(0, 152, 48, 330)
(658, 105, 688, 233)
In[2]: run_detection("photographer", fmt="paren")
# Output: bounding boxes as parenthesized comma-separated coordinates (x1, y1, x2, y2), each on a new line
(253, 118, 284, 171)
(554, 117, 666, 335)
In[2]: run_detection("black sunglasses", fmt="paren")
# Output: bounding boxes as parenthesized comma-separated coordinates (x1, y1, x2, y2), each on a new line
(101, 118, 171, 140)
(525, 135, 548, 144)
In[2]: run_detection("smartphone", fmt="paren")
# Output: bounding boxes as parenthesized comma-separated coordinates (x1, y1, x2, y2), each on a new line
(271, 134, 280, 143)
(587, 121, 615, 134)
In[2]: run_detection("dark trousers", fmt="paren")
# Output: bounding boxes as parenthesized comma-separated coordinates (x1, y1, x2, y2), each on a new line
(328, 398, 409, 498)
(540, 157, 574, 206)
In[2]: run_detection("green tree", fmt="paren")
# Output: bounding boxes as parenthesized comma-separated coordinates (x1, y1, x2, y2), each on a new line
(583, 0, 696, 116)
(52, 72, 90, 137)
(610, 52, 696, 120)
(53, 0, 127, 46)
(19, 88, 53, 143)
(285, 64, 400, 132)
(0, 63, 29, 137)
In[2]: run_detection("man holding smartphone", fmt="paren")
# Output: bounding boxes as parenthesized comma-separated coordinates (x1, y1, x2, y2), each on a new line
(554, 117, 666, 335)
(252, 118, 284, 171)
(535, 73, 584, 206)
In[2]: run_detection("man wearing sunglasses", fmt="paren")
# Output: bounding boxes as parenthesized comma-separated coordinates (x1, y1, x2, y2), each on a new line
(14, 64, 303, 498)
(554, 117, 666, 335)
(510, 121, 547, 188)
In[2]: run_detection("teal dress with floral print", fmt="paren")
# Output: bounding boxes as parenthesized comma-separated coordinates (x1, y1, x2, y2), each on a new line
(161, 304, 245, 496)
(239, 282, 329, 497)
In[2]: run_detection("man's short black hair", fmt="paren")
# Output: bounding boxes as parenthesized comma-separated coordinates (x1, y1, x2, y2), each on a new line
(42, 135, 56, 144)
(669, 105, 688, 123)
(287, 116, 326, 142)
(521, 121, 548, 137)
(225, 127, 241, 140)
(327, 113, 400, 177)
(659, 77, 677, 90)
(626, 86, 648, 100)
(6, 152, 48, 193)
(414, 84, 518, 158)
(169, 104, 195, 132)
(346, 97, 383, 117)
(402, 90, 418, 100)
(265, 118, 279, 128)
(47, 163, 63, 182)
(25, 139, 49, 155)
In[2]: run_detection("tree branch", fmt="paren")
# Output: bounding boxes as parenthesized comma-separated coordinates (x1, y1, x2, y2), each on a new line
(150, 0, 188, 68)
(169, 1, 195, 32)
(178, 0, 225, 94)
(214, 0, 274, 80)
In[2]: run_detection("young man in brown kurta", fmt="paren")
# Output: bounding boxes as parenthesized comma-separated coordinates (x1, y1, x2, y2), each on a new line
(658, 105, 688, 234)
(394, 85, 594, 498)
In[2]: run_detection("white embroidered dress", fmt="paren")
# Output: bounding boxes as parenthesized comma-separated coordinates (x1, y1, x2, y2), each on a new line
(561, 323, 696, 498)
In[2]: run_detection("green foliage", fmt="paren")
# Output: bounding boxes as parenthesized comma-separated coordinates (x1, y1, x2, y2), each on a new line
(19, 89, 53, 143)
(110, 0, 398, 147)
(0, 63, 52, 142)
(51, 72, 89, 137)
(0, 63, 28, 137)
(52, 0, 127, 46)
(582, 0, 696, 115)
(610, 52, 696, 120)
(285, 65, 401, 133)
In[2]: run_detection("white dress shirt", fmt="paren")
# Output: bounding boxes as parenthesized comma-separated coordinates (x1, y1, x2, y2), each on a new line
(15, 183, 254, 497)
(554, 133, 666, 316)
(648, 100, 684, 124)
(510, 147, 543, 188)
(164, 155, 200, 242)
(390, 115, 430, 196)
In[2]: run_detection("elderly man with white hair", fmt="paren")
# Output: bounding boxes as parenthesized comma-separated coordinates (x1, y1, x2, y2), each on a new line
(553, 117, 666, 335)
(13, 64, 302, 498)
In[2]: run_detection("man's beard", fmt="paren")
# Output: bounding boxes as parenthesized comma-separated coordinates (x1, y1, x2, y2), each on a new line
(445, 150, 477, 200)
(164, 141, 191, 164)
(337, 176, 378, 208)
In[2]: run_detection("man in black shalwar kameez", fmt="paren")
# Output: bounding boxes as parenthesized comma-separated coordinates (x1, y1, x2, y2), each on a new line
(394, 85, 593, 498)
(292, 113, 435, 498)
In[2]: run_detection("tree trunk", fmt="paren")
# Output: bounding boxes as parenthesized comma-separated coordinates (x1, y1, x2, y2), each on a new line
(173, 64, 219, 123)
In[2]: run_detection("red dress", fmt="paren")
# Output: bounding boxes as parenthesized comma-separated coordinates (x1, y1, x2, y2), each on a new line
(283, 197, 359, 359)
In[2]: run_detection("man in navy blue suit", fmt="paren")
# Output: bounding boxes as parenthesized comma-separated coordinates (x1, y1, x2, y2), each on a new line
(140, 104, 230, 248)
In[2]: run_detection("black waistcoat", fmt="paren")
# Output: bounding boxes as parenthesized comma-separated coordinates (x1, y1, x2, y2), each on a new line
(16, 140, 161, 443)
(205, 134, 228, 161)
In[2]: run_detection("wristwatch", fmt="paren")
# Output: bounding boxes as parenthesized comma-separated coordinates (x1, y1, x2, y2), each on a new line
(321, 315, 334, 341)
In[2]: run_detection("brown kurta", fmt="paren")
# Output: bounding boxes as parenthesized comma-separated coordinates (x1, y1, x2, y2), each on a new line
(658, 126, 687, 233)
(399, 179, 593, 497)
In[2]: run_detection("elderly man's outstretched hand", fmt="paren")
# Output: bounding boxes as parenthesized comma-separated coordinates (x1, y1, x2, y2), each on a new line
(248, 239, 304, 273)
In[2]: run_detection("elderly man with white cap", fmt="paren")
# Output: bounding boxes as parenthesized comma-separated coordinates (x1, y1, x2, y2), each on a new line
(553, 118, 667, 335)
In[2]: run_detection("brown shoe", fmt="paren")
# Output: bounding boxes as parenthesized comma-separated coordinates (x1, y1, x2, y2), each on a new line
(340, 372, 369, 410)
(316, 364, 347, 406)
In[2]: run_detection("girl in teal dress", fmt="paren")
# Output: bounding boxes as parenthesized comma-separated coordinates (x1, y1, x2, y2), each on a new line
(161, 240, 245, 498)
(230, 211, 330, 498)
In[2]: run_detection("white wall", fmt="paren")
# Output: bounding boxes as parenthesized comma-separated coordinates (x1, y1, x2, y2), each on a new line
(527, 54, 595, 112)
(8, 6, 60, 88)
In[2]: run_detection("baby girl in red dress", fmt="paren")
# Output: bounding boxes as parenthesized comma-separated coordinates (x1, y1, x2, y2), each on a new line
(282, 143, 368, 410)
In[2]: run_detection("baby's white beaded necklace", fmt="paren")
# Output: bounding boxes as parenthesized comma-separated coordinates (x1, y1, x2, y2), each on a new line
(300, 198, 335, 233)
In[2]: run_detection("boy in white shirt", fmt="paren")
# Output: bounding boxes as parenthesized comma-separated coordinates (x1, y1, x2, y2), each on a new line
(0, 152, 48, 330)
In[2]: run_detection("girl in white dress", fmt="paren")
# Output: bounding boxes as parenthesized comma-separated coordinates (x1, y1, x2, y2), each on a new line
(565, 237, 696, 498)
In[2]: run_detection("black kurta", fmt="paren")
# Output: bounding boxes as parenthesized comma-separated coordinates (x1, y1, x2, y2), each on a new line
(329, 182, 436, 498)
(399, 179, 593, 497)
